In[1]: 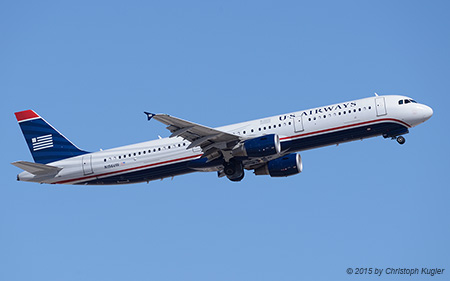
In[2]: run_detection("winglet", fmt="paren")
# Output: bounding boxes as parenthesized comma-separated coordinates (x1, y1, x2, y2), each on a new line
(144, 112, 156, 121)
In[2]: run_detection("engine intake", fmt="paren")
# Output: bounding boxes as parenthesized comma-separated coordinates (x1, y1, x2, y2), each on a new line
(233, 134, 281, 157)
(254, 153, 303, 177)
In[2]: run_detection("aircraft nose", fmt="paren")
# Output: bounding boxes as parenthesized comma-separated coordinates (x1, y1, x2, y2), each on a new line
(422, 105, 433, 121)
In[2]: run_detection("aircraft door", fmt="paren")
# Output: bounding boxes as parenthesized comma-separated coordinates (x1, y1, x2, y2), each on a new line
(82, 155, 94, 175)
(375, 97, 387, 116)
(294, 115, 304, 132)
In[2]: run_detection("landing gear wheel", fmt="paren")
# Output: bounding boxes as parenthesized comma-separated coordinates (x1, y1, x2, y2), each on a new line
(229, 172, 245, 182)
(396, 136, 406, 145)
(224, 162, 237, 176)
(224, 159, 244, 182)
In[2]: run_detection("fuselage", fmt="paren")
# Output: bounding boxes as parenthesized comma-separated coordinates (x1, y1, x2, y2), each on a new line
(17, 95, 433, 185)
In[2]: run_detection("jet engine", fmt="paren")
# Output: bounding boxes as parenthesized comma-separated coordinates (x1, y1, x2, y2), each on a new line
(254, 153, 303, 177)
(232, 134, 281, 157)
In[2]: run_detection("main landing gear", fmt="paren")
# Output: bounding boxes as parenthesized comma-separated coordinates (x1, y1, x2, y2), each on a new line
(396, 136, 406, 145)
(223, 158, 245, 182)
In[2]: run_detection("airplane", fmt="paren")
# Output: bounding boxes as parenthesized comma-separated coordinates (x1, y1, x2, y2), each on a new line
(12, 94, 433, 185)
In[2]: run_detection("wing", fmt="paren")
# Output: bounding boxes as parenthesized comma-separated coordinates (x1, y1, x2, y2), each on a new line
(145, 112, 242, 160)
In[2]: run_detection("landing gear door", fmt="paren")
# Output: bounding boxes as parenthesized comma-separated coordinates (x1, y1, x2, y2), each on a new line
(294, 115, 304, 133)
(82, 155, 94, 175)
(375, 97, 387, 116)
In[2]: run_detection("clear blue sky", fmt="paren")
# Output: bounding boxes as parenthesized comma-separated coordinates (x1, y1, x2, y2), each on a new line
(1, 1, 449, 280)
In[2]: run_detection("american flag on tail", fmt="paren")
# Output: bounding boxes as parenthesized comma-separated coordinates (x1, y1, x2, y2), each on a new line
(32, 134, 53, 151)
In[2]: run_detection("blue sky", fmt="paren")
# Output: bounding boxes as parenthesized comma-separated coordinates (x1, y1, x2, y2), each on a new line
(1, 1, 449, 280)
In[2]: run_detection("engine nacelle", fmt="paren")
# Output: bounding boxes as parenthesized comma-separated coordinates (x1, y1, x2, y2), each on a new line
(254, 153, 303, 177)
(232, 134, 281, 157)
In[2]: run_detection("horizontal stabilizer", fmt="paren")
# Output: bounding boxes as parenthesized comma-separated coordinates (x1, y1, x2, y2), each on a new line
(11, 161, 62, 176)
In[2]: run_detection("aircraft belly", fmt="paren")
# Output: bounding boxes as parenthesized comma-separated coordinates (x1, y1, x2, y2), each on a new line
(80, 160, 194, 185)
(282, 121, 407, 152)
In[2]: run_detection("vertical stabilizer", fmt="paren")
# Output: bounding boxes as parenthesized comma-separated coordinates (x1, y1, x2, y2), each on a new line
(15, 110, 89, 164)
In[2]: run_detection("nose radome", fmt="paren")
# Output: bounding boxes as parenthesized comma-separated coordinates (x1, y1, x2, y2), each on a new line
(423, 105, 433, 121)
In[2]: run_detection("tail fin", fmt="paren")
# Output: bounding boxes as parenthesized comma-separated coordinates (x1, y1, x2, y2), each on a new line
(15, 110, 89, 164)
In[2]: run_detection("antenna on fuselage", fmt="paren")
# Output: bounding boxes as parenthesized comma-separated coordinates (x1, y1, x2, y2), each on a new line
(374, 92, 379, 96)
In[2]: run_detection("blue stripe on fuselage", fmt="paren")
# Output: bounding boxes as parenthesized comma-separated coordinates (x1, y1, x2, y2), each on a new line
(79, 121, 407, 185)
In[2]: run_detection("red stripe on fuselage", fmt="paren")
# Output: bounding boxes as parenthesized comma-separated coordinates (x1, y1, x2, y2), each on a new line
(15, 110, 40, 122)
(53, 118, 410, 185)
(54, 154, 203, 184)
(280, 118, 410, 141)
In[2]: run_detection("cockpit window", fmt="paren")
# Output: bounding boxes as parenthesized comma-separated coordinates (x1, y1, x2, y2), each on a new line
(399, 99, 417, 105)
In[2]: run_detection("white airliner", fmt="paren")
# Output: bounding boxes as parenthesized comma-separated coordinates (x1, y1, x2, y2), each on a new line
(13, 94, 432, 185)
